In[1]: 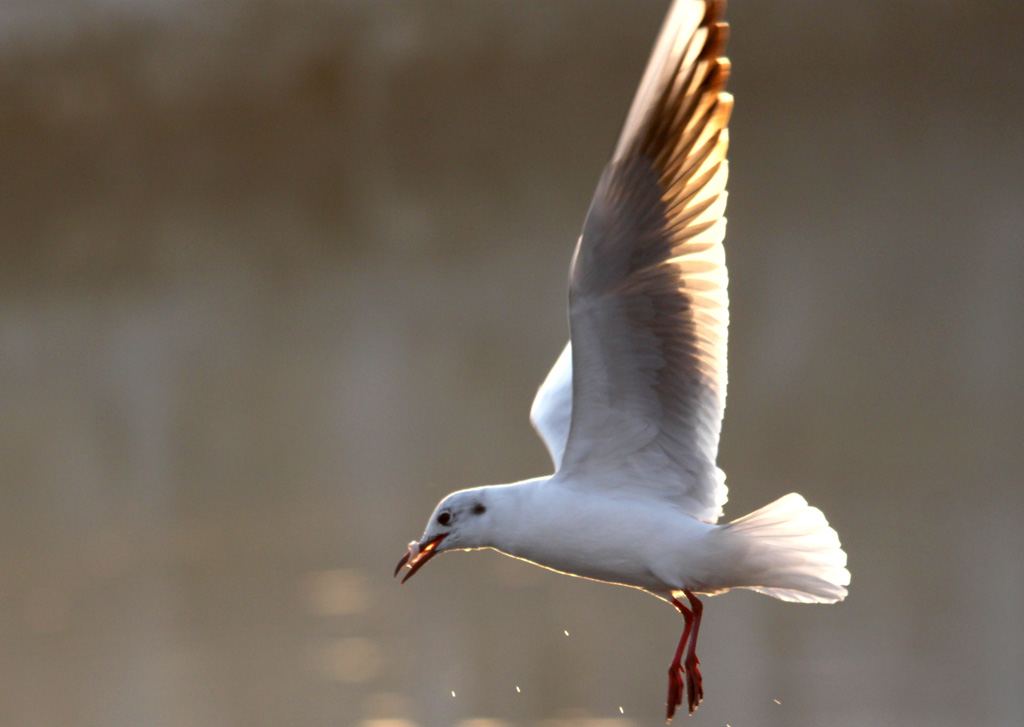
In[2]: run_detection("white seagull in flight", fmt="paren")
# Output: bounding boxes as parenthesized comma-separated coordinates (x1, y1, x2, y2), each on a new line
(395, 0, 849, 720)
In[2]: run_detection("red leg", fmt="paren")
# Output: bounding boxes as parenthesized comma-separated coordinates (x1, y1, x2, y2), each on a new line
(682, 589, 704, 715)
(666, 596, 694, 723)
(665, 590, 705, 722)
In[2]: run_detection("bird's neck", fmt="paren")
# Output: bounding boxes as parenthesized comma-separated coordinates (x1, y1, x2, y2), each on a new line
(482, 476, 549, 555)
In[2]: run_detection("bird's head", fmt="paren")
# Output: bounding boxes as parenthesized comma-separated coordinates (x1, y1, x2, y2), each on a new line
(394, 488, 493, 583)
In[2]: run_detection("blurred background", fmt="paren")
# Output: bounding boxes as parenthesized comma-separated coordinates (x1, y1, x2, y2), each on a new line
(2, 1, 1022, 726)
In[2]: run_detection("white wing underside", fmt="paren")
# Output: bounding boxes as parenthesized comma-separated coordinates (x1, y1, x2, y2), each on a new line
(530, 341, 573, 470)
(530, 0, 731, 523)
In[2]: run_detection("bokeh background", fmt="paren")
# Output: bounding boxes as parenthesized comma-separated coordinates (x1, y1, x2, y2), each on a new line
(2, 1, 1023, 726)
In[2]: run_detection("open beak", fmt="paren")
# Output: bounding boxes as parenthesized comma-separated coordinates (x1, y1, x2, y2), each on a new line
(394, 533, 447, 584)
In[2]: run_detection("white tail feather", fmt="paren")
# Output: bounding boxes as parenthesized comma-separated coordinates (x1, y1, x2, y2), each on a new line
(724, 493, 850, 603)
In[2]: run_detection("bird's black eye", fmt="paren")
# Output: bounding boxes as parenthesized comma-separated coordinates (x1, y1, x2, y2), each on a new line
(472, 503, 486, 515)
(437, 512, 451, 526)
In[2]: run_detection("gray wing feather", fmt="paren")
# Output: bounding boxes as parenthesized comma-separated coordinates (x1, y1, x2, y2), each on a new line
(557, 0, 732, 522)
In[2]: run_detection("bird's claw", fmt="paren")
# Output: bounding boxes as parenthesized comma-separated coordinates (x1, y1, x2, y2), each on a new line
(666, 657, 703, 722)
(666, 665, 684, 722)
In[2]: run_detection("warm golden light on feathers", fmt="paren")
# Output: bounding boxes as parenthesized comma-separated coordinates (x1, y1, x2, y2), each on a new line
(561, 0, 731, 522)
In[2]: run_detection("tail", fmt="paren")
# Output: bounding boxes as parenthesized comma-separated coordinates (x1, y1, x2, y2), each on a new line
(723, 493, 850, 603)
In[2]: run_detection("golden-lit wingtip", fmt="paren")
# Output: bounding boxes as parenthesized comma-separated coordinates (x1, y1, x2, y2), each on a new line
(707, 0, 727, 24)
(712, 21, 730, 51)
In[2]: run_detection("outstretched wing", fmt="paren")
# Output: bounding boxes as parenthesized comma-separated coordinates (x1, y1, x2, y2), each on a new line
(557, 0, 732, 522)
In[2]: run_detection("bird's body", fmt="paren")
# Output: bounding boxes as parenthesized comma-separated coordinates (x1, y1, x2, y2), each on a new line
(395, 0, 850, 720)
(449, 479, 721, 594)
(411, 479, 846, 602)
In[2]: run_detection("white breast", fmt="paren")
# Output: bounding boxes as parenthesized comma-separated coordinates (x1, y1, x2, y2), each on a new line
(493, 482, 722, 593)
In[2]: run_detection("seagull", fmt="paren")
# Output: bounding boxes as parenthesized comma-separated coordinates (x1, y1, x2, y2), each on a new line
(395, 0, 849, 721)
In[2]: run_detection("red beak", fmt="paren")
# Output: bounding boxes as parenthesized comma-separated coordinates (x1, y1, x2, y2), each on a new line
(394, 534, 447, 584)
